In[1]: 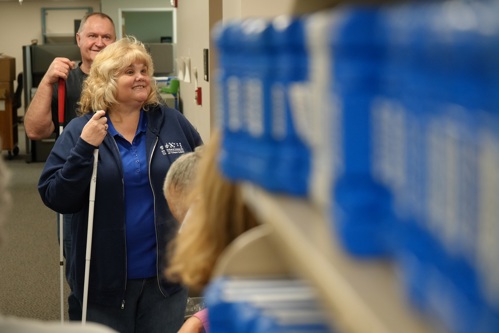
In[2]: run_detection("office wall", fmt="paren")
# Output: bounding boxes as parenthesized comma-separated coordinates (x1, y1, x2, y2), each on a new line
(175, 0, 221, 142)
(0, 0, 294, 138)
(225, 0, 296, 19)
(100, 0, 173, 35)
(175, 0, 298, 142)
(122, 11, 173, 43)
(223, 0, 333, 19)
(0, 0, 175, 116)
(0, 1, 100, 115)
(184, 0, 334, 141)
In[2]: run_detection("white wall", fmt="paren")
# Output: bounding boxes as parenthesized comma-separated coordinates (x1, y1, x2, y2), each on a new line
(100, 0, 173, 39)
(171, 0, 296, 142)
(0, 1, 100, 76)
(174, 0, 221, 142)
(222, 0, 295, 20)
(186, 0, 332, 140)
(0, 1, 100, 115)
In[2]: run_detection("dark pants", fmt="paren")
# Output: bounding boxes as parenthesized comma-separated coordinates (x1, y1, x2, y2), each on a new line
(87, 278, 188, 333)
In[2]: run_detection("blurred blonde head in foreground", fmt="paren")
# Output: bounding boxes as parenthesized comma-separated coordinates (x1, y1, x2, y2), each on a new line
(165, 130, 259, 292)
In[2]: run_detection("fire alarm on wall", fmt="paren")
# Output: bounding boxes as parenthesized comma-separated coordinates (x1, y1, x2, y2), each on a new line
(195, 87, 202, 106)
(170, 0, 177, 8)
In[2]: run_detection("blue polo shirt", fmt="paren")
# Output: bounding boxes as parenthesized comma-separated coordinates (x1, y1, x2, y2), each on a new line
(108, 111, 156, 279)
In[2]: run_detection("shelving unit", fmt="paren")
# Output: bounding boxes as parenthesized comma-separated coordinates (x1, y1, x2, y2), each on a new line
(212, 183, 444, 333)
(208, 1, 454, 333)
(0, 55, 19, 159)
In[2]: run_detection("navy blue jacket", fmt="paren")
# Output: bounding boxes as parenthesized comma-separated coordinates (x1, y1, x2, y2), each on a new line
(38, 104, 203, 307)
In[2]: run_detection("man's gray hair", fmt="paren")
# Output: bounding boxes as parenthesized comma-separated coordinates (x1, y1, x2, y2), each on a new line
(164, 146, 204, 194)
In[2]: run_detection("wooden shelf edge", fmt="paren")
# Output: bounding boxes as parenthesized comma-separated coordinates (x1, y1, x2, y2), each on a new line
(212, 224, 291, 278)
(241, 183, 442, 333)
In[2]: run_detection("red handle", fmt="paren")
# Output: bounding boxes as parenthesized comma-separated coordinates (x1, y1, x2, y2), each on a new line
(58, 78, 65, 126)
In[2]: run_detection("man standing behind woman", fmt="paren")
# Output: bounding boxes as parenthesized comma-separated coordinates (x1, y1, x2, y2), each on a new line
(24, 12, 116, 321)
(24, 12, 116, 140)
(38, 36, 203, 333)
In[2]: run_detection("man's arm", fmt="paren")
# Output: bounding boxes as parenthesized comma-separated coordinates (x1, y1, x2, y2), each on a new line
(24, 57, 74, 140)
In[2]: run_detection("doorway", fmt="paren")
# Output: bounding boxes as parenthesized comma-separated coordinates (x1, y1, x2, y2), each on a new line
(118, 8, 177, 43)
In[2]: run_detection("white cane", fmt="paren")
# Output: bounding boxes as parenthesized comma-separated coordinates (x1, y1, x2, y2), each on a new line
(58, 199, 64, 323)
(57, 78, 65, 323)
(82, 148, 99, 324)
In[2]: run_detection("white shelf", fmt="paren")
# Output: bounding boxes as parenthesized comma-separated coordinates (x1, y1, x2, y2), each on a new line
(239, 183, 444, 333)
(212, 224, 290, 278)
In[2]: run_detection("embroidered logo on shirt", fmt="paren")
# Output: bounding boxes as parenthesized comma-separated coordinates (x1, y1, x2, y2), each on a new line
(160, 142, 185, 155)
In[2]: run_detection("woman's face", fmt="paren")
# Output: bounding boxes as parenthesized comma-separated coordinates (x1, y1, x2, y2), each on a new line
(115, 61, 151, 106)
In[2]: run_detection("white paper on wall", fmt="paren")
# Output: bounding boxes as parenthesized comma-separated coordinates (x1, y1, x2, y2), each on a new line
(176, 58, 185, 81)
(184, 57, 191, 83)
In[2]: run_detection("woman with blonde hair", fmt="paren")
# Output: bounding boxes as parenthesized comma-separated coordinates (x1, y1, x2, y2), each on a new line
(39, 36, 203, 332)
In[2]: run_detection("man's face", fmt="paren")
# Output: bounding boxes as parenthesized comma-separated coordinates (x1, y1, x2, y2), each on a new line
(76, 16, 116, 69)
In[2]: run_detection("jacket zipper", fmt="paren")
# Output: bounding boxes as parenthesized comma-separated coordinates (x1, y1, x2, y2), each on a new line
(149, 137, 167, 297)
(110, 137, 128, 310)
(121, 135, 163, 308)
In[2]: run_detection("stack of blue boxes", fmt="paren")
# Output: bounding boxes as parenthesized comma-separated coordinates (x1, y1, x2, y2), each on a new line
(329, 5, 395, 258)
(210, 1, 499, 332)
(205, 277, 335, 333)
(376, 2, 498, 332)
(213, 16, 311, 196)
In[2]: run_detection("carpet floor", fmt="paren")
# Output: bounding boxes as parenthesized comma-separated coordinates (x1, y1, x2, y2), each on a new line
(0, 127, 70, 322)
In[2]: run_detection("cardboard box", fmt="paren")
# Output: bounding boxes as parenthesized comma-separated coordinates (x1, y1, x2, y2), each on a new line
(0, 81, 13, 101)
(0, 55, 16, 82)
(0, 81, 16, 151)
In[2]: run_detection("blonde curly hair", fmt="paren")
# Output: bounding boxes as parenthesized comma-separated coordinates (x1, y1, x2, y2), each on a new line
(165, 131, 259, 292)
(78, 35, 159, 114)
